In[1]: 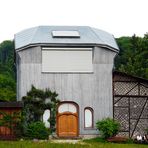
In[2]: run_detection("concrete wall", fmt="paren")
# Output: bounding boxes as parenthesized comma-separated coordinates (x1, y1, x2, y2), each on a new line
(16, 46, 116, 135)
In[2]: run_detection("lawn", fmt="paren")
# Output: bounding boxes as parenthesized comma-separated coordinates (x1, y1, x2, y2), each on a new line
(0, 139, 147, 148)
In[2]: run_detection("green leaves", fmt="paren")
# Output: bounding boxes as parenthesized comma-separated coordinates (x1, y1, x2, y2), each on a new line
(0, 40, 15, 78)
(96, 118, 120, 139)
(0, 40, 16, 101)
(22, 85, 59, 134)
(0, 74, 15, 90)
(0, 111, 21, 129)
(0, 74, 16, 101)
(25, 121, 49, 139)
(115, 33, 148, 79)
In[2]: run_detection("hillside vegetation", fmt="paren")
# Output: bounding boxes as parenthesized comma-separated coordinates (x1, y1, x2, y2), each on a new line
(115, 34, 148, 79)
(0, 33, 147, 101)
(0, 41, 16, 101)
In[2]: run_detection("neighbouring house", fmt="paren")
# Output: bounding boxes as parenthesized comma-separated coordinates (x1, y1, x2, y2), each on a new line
(113, 71, 148, 138)
(0, 101, 23, 140)
(14, 26, 119, 138)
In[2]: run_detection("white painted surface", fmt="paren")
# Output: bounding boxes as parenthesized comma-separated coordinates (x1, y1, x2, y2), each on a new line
(43, 109, 50, 128)
(85, 109, 92, 128)
(52, 31, 80, 37)
(42, 48, 92, 72)
(42, 47, 92, 51)
(58, 103, 76, 113)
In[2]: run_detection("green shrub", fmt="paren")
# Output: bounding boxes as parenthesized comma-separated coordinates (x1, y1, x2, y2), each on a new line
(25, 121, 49, 139)
(145, 128, 148, 134)
(96, 118, 120, 139)
(22, 85, 59, 134)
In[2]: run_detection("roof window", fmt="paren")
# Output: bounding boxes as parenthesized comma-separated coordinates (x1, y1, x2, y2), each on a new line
(52, 31, 80, 38)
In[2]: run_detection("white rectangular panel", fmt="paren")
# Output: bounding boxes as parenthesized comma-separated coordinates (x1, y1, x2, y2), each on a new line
(52, 31, 80, 38)
(42, 48, 92, 73)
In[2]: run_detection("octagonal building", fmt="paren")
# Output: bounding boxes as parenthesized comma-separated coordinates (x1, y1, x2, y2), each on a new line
(14, 26, 119, 138)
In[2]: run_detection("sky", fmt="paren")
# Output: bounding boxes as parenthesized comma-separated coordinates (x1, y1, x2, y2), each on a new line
(0, 0, 147, 43)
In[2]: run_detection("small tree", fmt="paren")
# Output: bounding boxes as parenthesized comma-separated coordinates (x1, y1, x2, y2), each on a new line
(96, 118, 120, 139)
(22, 85, 60, 136)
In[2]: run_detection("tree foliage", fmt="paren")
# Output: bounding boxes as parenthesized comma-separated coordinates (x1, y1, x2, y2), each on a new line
(115, 33, 148, 79)
(0, 40, 16, 101)
(0, 74, 16, 101)
(0, 111, 21, 129)
(96, 118, 120, 139)
(25, 121, 49, 139)
(22, 85, 60, 134)
(0, 40, 15, 78)
(0, 110, 22, 137)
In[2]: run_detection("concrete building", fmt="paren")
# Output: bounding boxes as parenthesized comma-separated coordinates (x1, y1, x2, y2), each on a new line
(14, 26, 119, 137)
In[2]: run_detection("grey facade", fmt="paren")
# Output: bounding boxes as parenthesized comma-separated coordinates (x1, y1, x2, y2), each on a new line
(15, 26, 119, 137)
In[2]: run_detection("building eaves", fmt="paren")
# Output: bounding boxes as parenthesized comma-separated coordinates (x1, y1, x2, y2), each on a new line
(14, 26, 119, 52)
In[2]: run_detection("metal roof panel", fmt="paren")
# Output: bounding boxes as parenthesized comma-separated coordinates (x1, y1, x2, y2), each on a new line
(14, 26, 119, 51)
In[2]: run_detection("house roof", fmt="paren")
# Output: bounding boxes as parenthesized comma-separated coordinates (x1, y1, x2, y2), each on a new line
(0, 101, 23, 108)
(14, 26, 119, 52)
(113, 71, 148, 83)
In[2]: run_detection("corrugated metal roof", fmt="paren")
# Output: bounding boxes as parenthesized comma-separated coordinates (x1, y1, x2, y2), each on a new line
(14, 26, 119, 51)
(113, 71, 148, 83)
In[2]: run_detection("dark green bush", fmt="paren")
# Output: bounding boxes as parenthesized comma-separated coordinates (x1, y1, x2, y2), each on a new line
(96, 118, 120, 139)
(25, 121, 49, 139)
(145, 128, 148, 134)
(22, 85, 59, 133)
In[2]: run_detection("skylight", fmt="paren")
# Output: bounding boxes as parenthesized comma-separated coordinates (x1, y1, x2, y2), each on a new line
(52, 31, 80, 38)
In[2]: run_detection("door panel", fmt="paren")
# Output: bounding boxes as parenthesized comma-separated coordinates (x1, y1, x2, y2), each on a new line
(58, 115, 68, 136)
(58, 113, 78, 137)
(67, 114, 77, 136)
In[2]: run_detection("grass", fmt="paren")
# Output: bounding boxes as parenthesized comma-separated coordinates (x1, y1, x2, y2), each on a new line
(0, 141, 84, 148)
(83, 137, 148, 148)
(0, 138, 147, 148)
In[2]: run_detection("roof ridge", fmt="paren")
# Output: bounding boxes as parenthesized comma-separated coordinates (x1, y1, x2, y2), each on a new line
(30, 26, 39, 43)
(89, 27, 105, 44)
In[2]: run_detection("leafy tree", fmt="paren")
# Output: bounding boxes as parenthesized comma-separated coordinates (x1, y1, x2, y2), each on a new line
(0, 40, 16, 101)
(22, 86, 60, 134)
(0, 74, 16, 101)
(115, 33, 148, 79)
(0, 40, 15, 79)
(115, 36, 132, 69)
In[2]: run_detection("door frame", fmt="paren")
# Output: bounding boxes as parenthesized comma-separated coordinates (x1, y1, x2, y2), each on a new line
(56, 101, 79, 137)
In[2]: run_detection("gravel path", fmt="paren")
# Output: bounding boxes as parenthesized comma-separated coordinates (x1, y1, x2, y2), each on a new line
(51, 139, 81, 144)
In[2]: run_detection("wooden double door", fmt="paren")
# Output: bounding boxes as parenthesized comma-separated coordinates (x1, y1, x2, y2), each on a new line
(57, 102, 78, 137)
